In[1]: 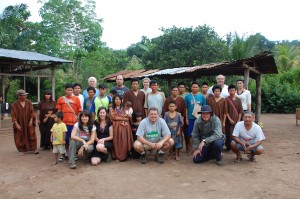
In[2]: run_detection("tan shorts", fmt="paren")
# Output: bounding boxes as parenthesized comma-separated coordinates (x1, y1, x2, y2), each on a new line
(53, 144, 66, 154)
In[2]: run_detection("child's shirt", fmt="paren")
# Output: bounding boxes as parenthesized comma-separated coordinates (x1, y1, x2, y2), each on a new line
(164, 112, 183, 137)
(51, 122, 67, 145)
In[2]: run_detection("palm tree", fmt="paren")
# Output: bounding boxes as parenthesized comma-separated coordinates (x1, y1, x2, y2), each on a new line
(274, 44, 300, 73)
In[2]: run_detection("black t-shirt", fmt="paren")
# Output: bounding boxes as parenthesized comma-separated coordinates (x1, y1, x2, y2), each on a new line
(94, 121, 112, 139)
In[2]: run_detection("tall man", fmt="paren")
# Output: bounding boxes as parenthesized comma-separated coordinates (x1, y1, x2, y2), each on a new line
(192, 105, 225, 166)
(134, 107, 174, 164)
(208, 74, 229, 98)
(82, 77, 100, 99)
(231, 111, 265, 163)
(184, 82, 206, 154)
(111, 75, 129, 98)
(144, 80, 165, 117)
(123, 78, 146, 118)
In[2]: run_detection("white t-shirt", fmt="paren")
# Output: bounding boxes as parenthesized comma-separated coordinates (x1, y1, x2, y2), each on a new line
(236, 90, 251, 111)
(232, 121, 265, 143)
(73, 122, 96, 141)
(208, 84, 229, 98)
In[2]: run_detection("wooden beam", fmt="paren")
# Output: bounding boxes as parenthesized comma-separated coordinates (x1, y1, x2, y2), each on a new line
(243, 62, 261, 75)
(255, 74, 262, 123)
(37, 76, 40, 102)
(0, 73, 52, 78)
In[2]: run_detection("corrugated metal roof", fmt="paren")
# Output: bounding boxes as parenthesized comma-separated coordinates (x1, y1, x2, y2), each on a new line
(0, 48, 72, 63)
(101, 51, 278, 81)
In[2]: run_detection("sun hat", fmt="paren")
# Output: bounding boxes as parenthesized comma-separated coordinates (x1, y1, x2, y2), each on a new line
(198, 105, 212, 114)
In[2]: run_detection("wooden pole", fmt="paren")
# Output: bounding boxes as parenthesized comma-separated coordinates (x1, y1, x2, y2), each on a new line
(51, 65, 55, 100)
(167, 79, 172, 96)
(37, 76, 40, 102)
(255, 74, 262, 123)
(244, 68, 250, 89)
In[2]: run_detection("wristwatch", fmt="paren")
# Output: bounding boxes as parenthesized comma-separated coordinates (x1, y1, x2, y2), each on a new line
(202, 139, 207, 144)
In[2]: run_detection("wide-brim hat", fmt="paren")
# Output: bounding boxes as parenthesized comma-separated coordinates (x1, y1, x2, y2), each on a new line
(198, 105, 212, 114)
(17, 89, 28, 96)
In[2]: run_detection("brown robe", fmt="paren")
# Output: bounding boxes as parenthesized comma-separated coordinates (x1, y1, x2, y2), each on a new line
(110, 107, 133, 161)
(207, 97, 228, 126)
(123, 90, 145, 117)
(37, 100, 56, 147)
(11, 99, 37, 152)
(162, 96, 186, 117)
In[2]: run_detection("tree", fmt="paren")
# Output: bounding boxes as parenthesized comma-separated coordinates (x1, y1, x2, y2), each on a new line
(228, 33, 275, 60)
(274, 44, 300, 73)
(141, 25, 229, 69)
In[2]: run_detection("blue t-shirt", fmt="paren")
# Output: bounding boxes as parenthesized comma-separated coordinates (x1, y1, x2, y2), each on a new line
(164, 112, 183, 137)
(83, 88, 100, 99)
(184, 93, 206, 119)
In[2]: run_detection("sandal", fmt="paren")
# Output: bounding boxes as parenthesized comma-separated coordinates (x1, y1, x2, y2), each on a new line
(234, 157, 242, 163)
(247, 155, 257, 163)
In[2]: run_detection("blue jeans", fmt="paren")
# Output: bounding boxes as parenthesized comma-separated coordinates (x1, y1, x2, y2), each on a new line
(193, 139, 224, 163)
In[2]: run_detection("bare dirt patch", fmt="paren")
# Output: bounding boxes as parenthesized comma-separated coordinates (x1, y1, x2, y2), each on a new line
(0, 114, 299, 199)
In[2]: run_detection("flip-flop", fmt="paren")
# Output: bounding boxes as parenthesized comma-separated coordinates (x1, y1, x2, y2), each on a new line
(247, 155, 257, 163)
(234, 157, 242, 163)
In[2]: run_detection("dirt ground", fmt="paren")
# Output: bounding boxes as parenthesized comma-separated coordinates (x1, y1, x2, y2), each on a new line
(0, 114, 299, 199)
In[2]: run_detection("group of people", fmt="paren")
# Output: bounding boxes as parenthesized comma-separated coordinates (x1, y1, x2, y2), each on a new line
(11, 74, 265, 168)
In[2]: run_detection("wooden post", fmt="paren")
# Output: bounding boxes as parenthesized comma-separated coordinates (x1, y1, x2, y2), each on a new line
(23, 74, 26, 90)
(37, 76, 40, 102)
(244, 68, 250, 89)
(1, 76, 4, 103)
(255, 74, 262, 123)
(51, 65, 55, 100)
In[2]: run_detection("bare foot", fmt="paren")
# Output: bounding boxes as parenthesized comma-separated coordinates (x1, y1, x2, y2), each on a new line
(175, 156, 180, 161)
(34, 150, 39, 154)
(167, 155, 173, 161)
(53, 161, 58, 165)
(19, 152, 25, 156)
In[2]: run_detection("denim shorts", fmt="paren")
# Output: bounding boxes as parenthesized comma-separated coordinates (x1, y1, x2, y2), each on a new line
(232, 140, 264, 153)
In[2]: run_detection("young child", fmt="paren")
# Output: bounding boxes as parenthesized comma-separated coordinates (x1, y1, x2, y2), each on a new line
(43, 108, 56, 150)
(51, 112, 67, 165)
(122, 101, 133, 126)
(131, 111, 143, 159)
(164, 101, 183, 161)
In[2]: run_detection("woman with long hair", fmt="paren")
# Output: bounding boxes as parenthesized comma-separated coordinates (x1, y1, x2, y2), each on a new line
(91, 107, 113, 165)
(109, 94, 133, 161)
(37, 90, 56, 150)
(69, 110, 96, 169)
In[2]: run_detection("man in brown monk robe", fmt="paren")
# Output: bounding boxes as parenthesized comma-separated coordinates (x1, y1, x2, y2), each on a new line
(11, 89, 38, 155)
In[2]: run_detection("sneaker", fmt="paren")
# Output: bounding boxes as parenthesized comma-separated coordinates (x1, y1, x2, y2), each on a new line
(69, 164, 77, 169)
(59, 157, 64, 162)
(140, 153, 147, 164)
(75, 156, 78, 161)
(106, 152, 112, 163)
(216, 159, 224, 166)
(156, 152, 165, 164)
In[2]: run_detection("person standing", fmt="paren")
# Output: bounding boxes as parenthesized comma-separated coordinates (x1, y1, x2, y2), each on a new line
(178, 82, 188, 99)
(236, 79, 251, 112)
(201, 82, 210, 99)
(184, 82, 206, 154)
(144, 80, 165, 117)
(208, 74, 229, 98)
(162, 85, 186, 118)
(111, 75, 129, 98)
(73, 83, 84, 110)
(37, 90, 56, 150)
(140, 77, 152, 94)
(90, 83, 112, 121)
(110, 94, 133, 161)
(11, 89, 38, 155)
(123, 78, 145, 119)
(225, 85, 243, 150)
(82, 77, 100, 99)
(83, 86, 96, 111)
(207, 85, 228, 133)
(56, 83, 82, 158)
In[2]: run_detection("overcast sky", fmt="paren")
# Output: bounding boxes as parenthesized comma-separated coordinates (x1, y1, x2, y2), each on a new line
(1, 0, 300, 49)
